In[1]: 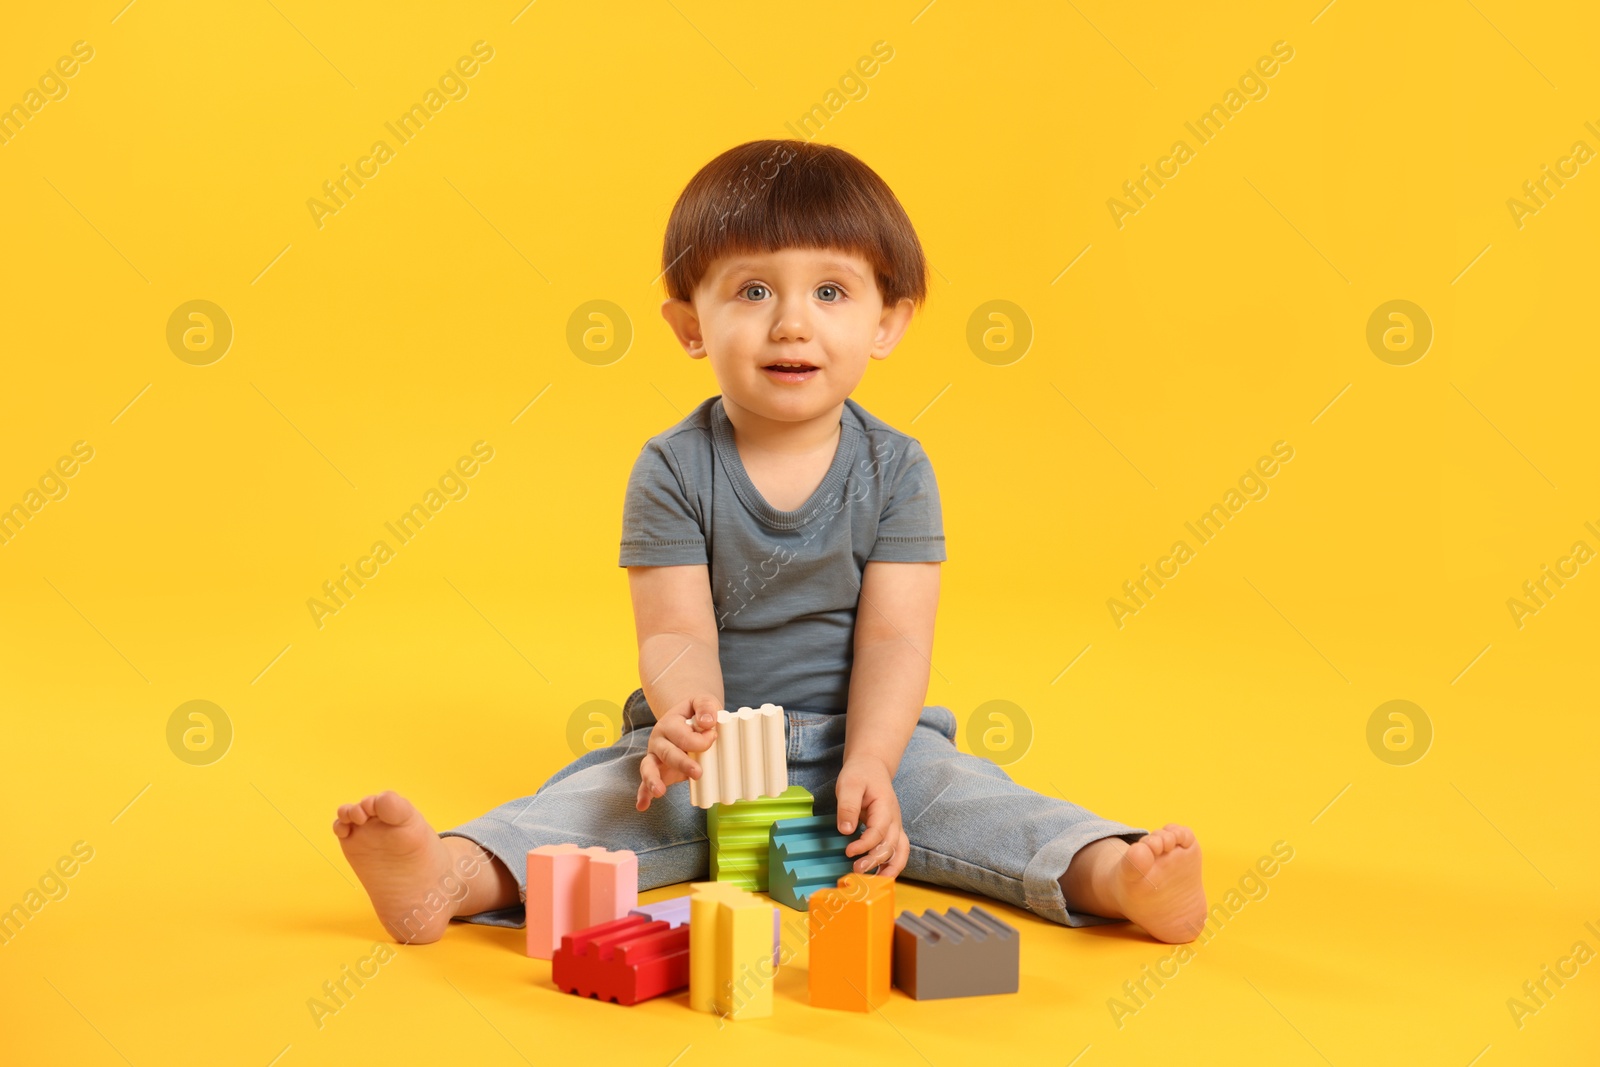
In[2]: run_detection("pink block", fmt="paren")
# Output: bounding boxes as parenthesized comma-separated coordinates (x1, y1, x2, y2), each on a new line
(585, 848, 638, 929)
(527, 845, 585, 960)
(526, 844, 639, 959)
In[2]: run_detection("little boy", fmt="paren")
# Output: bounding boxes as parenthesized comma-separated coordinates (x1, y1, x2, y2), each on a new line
(333, 139, 1205, 946)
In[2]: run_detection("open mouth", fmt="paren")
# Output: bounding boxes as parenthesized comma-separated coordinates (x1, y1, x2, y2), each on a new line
(763, 361, 818, 382)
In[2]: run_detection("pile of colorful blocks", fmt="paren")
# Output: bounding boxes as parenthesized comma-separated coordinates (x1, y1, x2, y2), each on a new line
(524, 704, 1021, 1018)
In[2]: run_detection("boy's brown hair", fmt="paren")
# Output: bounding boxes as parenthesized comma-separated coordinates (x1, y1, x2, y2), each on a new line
(661, 139, 928, 310)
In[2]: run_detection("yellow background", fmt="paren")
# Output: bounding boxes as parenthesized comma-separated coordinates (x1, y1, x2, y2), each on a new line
(2, 1, 1596, 1063)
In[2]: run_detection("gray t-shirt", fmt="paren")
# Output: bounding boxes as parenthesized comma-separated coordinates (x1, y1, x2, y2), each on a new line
(618, 394, 946, 713)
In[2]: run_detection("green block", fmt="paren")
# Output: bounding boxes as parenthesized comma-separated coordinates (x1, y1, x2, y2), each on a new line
(706, 785, 814, 891)
(768, 815, 865, 911)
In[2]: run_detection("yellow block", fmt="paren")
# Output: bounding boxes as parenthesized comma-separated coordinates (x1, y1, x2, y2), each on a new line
(716, 896, 777, 1020)
(688, 881, 747, 1013)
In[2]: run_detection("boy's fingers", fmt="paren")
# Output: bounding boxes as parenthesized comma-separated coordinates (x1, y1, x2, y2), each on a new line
(663, 714, 716, 753)
(860, 830, 897, 876)
(638, 754, 664, 800)
(852, 837, 887, 872)
(665, 747, 702, 780)
(680, 726, 717, 752)
(647, 735, 688, 781)
(690, 695, 722, 731)
(878, 831, 910, 879)
(836, 782, 864, 836)
(638, 697, 724, 811)
(847, 815, 887, 863)
(652, 733, 709, 783)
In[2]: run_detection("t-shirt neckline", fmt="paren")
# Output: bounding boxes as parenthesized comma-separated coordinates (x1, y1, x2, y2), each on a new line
(710, 396, 859, 530)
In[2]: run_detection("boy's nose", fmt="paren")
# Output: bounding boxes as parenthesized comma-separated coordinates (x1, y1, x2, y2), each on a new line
(769, 304, 812, 341)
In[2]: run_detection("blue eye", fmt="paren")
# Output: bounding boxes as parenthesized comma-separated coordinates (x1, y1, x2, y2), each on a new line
(742, 284, 769, 301)
(817, 285, 841, 302)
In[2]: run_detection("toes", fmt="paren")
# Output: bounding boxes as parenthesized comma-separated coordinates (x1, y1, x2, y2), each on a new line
(339, 802, 369, 826)
(1144, 830, 1170, 857)
(1165, 824, 1197, 848)
(1123, 838, 1155, 876)
(332, 817, 350, 839)
(372, 791, 414, 824)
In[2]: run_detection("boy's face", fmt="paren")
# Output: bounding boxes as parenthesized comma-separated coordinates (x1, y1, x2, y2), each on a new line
(660, 247, 915, 426)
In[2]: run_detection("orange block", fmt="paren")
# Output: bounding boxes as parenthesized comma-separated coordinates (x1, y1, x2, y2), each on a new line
(807, 873, 894, 1011)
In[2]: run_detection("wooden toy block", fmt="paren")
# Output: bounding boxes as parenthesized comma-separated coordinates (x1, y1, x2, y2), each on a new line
(632, 892, 779, 959)
(693, 883, 780, 964)
(705, 784, 814, 890)
(808, 874, 895, 1012)
(689, 704, 788, 808)
(892, 906, 1020, 1000)
(686, 883, 779, 992)
(688, 883, 779, 1020)
(628, 895, 690, 928)
(551, 914, 690, 1006)
(525, 844, 639, 960)
(767, 815, 866, 912)
(718, 895, 777, 1020)
(688, 884, 745, 1011)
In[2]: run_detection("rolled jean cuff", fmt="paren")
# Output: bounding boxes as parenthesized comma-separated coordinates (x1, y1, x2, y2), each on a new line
(439, 820, 529, 929)
(1022, 818, 1148, 927)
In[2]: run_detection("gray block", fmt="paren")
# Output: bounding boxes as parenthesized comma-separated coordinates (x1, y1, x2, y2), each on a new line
(892, 905, 1019, 999)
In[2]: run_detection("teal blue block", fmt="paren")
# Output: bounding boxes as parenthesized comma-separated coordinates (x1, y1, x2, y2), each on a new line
(767, 815, 865, 912)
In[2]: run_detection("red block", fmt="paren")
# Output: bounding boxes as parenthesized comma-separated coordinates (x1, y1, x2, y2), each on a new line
(551, 915, 691, 1006)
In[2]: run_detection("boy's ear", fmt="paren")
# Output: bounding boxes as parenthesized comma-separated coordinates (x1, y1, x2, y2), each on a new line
(869, 297, 916, 361)
(660, 298, 708, 359)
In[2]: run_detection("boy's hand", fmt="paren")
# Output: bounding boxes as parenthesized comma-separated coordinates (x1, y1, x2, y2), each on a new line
(835, 754, 908, 880)
(636, 694, 720, 811)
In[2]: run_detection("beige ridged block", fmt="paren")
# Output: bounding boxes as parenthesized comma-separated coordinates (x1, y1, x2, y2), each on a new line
(688, 703, 788, 808)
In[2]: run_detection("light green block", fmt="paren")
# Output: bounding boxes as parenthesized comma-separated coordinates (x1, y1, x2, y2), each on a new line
(706, 785, 813, 891)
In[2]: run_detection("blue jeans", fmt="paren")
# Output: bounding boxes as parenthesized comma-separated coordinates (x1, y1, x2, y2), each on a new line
(441, 688, 1146, 928)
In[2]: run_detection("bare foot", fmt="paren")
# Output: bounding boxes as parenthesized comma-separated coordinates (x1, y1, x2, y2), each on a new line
(332, 790, 514, 944)
(1061, 824, 1207, 943)
(1111, 824, 1207, 943)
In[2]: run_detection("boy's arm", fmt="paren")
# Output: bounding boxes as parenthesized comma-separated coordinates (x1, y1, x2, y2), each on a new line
(838, 559, 941, 878)
(844, 560, 941, 772)
(628, 563, 724, 716)
(628, 564, 725, 810)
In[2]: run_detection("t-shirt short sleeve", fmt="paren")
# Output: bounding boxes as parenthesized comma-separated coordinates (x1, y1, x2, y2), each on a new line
(618, 439, 709, 567)
(867, 438, 947, 563)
